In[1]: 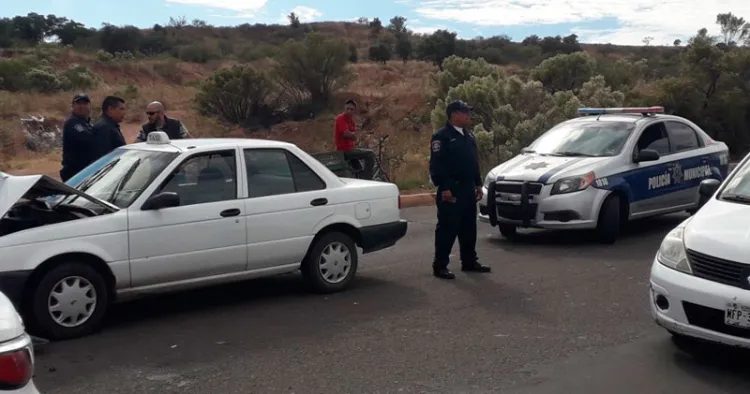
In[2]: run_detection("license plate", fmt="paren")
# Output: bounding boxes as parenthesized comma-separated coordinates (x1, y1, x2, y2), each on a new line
(725, 302, 750, 328)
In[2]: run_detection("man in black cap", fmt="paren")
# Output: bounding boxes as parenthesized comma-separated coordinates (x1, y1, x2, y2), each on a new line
(92, 95, 127, 160)
(429, 100, 491, 279)
(60, 93, 95, 182)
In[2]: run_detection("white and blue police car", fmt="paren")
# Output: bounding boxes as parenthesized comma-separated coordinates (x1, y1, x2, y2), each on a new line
(478, 106, 730, 243)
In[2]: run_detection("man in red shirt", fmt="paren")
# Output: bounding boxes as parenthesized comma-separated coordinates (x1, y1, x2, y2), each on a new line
(334, 99, 375, 179)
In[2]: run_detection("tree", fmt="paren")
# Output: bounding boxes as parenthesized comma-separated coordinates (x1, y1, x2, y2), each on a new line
(348, 43, 358, 62)
(430, 67, 624, 170)
(369, 18, 382, 38)
(716, 12, 749, 45)
(194, 65, 278, 127)
(275, 33, 354, 111)
(395, 34, 412, 63)
(99, 24, 143, 54)
(368, 43, 391, 63)
(432, 56, 502, 99)
(530, 51, 597, 93)
(673, 39, 682, 46)
(388, 16, 407, 35)
(417, 30, 457, 69)
(288, 12, 301, 28)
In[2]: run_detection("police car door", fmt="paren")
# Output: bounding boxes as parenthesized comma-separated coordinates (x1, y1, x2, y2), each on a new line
(662, 120, 710, 207)
(624, 121, 678, 216)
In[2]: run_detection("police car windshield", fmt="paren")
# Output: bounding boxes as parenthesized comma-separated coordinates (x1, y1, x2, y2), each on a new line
(56, 148, 178, 210)
(526, 121, 635, 157)
(719, 162, 750, 202)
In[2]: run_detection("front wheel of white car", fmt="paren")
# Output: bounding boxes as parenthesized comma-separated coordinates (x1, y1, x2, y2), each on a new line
(302, 232, 359, 294)
(29, 262, 109, 341)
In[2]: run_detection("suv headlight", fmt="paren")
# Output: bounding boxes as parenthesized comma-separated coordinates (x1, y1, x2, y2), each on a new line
(550, 171, 595, 195)
(484, 173, 494, 188)
(656, 226, 692, 274)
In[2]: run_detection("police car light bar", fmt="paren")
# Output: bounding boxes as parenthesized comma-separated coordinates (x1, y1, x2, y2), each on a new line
(577, 106, 665, 116)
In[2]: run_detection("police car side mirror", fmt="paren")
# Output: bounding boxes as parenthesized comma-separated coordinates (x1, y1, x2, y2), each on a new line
(635, 149, 660, 163)
(699, 178, 721, 198)
(142, 191, 180, 210)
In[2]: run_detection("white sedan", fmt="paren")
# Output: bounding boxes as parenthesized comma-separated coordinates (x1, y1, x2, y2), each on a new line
(0, 132, 408, 340)
(650, 150, 750, 349)
(0, 291, 39, 393)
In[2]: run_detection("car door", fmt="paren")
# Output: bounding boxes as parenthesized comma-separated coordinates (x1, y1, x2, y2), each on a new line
(623, 121, 678, 216)
(127, 148, 248, 287)
(241, 147, 334, 271)
(663, 120, 709, 207)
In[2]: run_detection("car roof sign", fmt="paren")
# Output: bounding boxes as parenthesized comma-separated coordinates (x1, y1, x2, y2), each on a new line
(146, 131, 171, 144)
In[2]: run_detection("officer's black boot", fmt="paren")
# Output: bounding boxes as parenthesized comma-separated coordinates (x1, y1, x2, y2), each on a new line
(433, 265, 455, 279)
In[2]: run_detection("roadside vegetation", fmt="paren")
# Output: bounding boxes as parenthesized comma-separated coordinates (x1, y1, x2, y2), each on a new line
(1, 12, 749, 191)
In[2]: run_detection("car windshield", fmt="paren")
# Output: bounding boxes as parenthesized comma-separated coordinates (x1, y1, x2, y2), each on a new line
(54, 148, 178, 210)
(525, 121, 635, 157)
(719, 162, 750, 203)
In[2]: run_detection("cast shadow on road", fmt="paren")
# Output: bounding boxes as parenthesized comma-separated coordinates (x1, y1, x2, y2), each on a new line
(670, 336, 750, 389)
(486, 214, 688, 249)
(450, 273, 548, 323)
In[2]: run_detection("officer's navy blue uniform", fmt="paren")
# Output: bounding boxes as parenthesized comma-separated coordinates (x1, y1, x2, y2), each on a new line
(60, 114, 95, 182)
(92, 114, 126, 160)
(429, 121, 485, 273)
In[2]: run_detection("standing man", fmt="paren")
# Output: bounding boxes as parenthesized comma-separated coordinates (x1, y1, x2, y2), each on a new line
(334, 99, 376, 179)
(92, 96, 127, 160)
(135, 101, 191, 142)
(60, 93, 95, 182)
(429, 100, 491, 279)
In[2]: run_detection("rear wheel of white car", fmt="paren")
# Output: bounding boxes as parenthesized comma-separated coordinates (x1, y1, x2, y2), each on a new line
(29, 262, 109, 340)
(302, 232, 358, 294)
(595, 194, 621, 244)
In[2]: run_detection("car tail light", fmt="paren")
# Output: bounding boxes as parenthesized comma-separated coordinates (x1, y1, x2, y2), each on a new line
(0, 347, 33, 390)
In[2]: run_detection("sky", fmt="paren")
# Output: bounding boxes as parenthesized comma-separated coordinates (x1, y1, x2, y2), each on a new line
(3, 0, 750, 46)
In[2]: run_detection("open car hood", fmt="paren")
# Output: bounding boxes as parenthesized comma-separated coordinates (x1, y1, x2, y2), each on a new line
(0, 171, 119, 218)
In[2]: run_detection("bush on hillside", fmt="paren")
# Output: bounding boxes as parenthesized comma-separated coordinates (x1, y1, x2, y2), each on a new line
(368, 43, 391, 63)
(530, 51, 597, 93)
(274, 32, 354, 112)
(194, 65, 280, 128)
(432, 56, 502, 100)
(430, 72, 624, 171)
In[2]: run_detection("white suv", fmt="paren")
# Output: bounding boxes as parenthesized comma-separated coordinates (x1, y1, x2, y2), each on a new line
(0, 133, 408, 340)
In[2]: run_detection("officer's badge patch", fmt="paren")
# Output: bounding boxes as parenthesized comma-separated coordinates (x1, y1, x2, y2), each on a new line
(432, 140, 441, 152)
(74, 124, 85, 132)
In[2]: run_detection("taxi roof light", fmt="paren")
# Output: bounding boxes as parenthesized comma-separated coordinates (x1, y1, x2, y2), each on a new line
(146, 131, 171, 144)
(577, 106, 665, 116)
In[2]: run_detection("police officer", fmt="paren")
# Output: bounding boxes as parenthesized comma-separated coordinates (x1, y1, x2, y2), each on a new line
(60, 93, 95, 182)
(429, 100, 491, 279)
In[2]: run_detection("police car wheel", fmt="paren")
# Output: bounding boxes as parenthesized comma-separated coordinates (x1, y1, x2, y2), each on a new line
(301, 231, 359, 294)
(27, 262, 109, 341)
(498, 224, 518, 239)
(595, 195, 621, 244)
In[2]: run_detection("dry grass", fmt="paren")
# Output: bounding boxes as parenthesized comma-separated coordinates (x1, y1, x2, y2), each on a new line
(1, 58, 439, 191)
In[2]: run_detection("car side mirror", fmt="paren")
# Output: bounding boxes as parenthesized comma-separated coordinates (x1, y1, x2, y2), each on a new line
(699, 178, 721, 198)
(141, 192, 180, 210)
(635, 149, 660, 163)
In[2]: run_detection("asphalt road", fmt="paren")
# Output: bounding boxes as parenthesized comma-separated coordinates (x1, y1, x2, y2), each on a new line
(31, 207, 750, 394)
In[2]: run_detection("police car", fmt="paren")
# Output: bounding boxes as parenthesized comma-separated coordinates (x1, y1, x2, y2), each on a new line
(478, 106, 730, 243)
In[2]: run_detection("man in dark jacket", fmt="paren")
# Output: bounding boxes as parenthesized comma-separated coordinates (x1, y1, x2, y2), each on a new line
(92, 96, 127, 160)
(429, 100, 491, 280)
(60, 93, 95, 182)
(135, 101, 190, 142)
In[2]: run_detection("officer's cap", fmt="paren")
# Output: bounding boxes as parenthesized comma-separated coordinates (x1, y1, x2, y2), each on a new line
(446, 100, 473, 116)
(72, 93, 90, 104)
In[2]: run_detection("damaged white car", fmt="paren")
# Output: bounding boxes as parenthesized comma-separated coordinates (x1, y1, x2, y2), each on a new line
(0, 132, 407, 340)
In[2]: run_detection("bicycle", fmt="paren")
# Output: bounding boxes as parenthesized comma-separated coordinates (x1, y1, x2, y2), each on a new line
(346, 134, 391, 182)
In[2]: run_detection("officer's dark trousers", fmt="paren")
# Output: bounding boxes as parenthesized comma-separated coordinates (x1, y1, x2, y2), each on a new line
(433, 187, 478, 268)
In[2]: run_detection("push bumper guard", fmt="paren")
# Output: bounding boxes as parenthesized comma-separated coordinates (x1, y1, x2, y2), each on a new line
(487, 180, 535, 227)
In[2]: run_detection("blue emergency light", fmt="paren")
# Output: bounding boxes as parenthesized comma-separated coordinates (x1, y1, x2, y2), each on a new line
(577, 106, 665, 116)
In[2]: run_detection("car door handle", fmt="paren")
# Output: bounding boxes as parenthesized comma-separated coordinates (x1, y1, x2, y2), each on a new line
(310, 198, 328, 206)
(220, 208, 241, 217)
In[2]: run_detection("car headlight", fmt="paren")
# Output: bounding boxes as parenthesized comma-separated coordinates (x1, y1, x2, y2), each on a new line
(550, 171, 595, 195)
(484, 173, 494, 188)
(656, 226, 693, 274)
